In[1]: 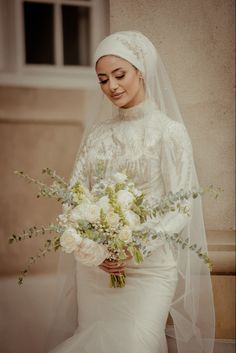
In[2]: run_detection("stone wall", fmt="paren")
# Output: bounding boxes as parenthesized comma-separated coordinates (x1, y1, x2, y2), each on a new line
(0, 87, 85, 275)
(109, 0, 235, 341)
(110, 0, 235, 231)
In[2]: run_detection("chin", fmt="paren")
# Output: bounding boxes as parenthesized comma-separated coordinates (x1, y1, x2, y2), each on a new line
(120, 96, 141, 109)
(111, 97, 130, 108)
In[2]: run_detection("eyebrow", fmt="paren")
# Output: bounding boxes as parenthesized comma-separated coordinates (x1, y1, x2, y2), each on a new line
(97, 67, 124, 77)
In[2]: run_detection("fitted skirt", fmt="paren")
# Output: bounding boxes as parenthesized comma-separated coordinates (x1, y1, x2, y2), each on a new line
(49, 243, 178, 353)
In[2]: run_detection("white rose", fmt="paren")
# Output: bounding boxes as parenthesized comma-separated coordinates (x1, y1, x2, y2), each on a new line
(85, 204, 101, 223)
(118, 225, 133, 243)
(112, 172, 127, 183)
(70, 200, 91, 222)
(75, 238, 109, 266)
(69, 206, 81, 222)
(106, 211, 120, 227)
(117, 190, 134, 209)
(96, 195, 111, 213)
(60, 227, 82, 253)
(70, 201, 100, 223)
(124, 210, 140, 230)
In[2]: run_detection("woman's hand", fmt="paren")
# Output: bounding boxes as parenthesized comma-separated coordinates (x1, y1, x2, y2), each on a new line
(98, 259, 125, 275)
(98, 249, 132, 275)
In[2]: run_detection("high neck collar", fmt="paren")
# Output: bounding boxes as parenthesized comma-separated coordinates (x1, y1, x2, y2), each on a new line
(117, 99, 155, 121)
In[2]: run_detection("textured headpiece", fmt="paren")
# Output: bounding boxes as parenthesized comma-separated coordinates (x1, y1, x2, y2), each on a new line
(94, 31, 152, 73)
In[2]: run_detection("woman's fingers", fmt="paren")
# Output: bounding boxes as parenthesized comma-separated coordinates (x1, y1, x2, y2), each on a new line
(98, 256, 133, 274)
(98, 265, 125, 274)
(98, 259, 125, 274)
(124, 248, 132, 260)
(103, 260, 124, 268)
(99, 267, 124, 275)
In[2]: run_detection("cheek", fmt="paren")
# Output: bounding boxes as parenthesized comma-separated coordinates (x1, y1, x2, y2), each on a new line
(100, 84, 108, 95)
(126, 75, 140, 94)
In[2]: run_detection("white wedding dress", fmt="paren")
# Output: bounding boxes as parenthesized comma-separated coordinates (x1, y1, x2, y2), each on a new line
(49, 99, 194, 353)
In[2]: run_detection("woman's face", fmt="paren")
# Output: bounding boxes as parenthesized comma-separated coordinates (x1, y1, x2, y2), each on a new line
(96, 55, 145, 109)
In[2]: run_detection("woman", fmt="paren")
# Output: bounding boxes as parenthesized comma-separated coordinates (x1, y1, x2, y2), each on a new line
(46, 31, 215, 353)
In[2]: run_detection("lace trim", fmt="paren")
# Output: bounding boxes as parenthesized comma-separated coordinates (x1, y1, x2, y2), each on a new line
(117, 99, 155, 121)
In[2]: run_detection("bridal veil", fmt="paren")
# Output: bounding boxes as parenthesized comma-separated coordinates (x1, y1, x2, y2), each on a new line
(45, 31, 215, 353)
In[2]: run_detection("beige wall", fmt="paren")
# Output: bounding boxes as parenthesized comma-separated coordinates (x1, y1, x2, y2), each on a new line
(0, 87, 86, 275)
(109, 0, 235, 341)
(110, 0, 235, 231)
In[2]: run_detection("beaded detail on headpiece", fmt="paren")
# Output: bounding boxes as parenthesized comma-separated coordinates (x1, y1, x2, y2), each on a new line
(116, 33, 147, 66)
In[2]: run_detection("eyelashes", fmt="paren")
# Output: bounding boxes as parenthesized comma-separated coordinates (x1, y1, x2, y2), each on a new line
(98, 79, 108, 85)
(98, 74, 125, 85)
(116, 74, 125, 80)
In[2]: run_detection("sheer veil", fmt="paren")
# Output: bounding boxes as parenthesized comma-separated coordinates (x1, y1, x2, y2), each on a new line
(45, 31, 215, 353)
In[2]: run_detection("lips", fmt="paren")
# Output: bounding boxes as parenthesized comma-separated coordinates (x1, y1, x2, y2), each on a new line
(111, 92, 125, 99)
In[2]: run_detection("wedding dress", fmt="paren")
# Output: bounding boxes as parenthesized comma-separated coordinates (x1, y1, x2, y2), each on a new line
(49, 99, 195, 353)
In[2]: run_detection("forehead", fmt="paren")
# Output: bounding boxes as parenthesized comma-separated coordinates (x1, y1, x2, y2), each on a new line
(96, 55, 133, 74)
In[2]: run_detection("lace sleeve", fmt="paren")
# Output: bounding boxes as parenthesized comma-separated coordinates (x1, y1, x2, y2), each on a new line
(149, 121, 194, 249)
(69, 138, 90, 188)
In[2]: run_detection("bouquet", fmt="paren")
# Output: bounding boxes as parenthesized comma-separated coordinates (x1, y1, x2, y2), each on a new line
(9, 167, 219, 288)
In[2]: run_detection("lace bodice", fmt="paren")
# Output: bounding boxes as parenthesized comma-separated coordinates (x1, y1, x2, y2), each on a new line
(70, 99, 194, 238)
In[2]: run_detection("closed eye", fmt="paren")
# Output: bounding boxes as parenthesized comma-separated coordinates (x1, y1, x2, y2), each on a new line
(98, 74, 125, 85)
(99, 79, 108, 85)
(116, 74, 125, 79)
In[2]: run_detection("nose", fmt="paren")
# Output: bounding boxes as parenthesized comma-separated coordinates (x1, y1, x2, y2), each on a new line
(109, 77, 119, 92)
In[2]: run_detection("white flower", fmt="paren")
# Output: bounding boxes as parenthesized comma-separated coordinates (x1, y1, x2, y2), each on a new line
(117, 190, 134, 209)
(62, 203, 72, 213)
(96, 195, 111, 213)
(57, 213, 68, 225)
(86, 204, 101, 223)
(57, 203, 72, 224)
(83, 186, 93, 200)
(106, 211, 120, 227)
(118, 225, 133, 243)
(70, 205, 81, 222)
(70, 201, 100, 223)
(75, 238, 109, 266)
(60, 227, 82, 253)
(124, 210, 140, 230)
(112, 172, 127, 183)
(69, 201, 90, 222)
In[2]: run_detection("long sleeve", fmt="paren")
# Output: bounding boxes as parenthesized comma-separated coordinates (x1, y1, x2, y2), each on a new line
(69, 138, 90, 189)
(155, 120, 194, 236)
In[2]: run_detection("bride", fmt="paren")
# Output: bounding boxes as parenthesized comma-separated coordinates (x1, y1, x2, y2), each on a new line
(46, 31, 215, 353)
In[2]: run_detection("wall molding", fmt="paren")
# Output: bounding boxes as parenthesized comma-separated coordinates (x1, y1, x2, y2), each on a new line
(207, 230, 235, 275)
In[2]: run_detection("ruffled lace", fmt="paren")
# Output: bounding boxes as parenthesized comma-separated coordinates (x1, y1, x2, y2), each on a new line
(117, 99, 156, 121)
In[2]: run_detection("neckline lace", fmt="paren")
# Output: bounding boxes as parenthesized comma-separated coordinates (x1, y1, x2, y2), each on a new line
(118, 99, 154, 121)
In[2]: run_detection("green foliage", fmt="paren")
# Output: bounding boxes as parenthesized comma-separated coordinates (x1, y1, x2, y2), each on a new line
(106, 186, 128, 226)
(110, 273, 126, 288)
(18, 235, 61, 285)
(11, 167, 220, 287)
(161, 232, 213, 271)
